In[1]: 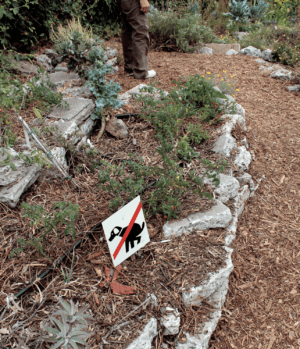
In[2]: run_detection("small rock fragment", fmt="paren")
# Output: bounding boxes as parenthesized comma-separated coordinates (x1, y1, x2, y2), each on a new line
(36, 54, 53, 72)
(105, 118, 129, 138)
(160, 308, 180, 335)
(226, 49, 238, 55)
(198, 47, 213, 55)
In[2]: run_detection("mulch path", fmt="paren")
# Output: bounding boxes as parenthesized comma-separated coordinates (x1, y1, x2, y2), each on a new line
(1, 37, 300, 348)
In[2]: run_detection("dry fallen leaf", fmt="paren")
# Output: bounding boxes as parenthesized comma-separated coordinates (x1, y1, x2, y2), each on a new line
(94, 267, 103, 277)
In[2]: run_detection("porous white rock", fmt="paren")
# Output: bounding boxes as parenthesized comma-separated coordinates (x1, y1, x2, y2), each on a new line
(36, 54, 53, 72)
(198, 47, 213, 55)
(213, 86, 222, 93)
(261, 49, 274, 62)
(163, 200, 232, 238)
(160, 308, 180, 335)
(214, 174, 240, 203)
(255, 58, 267, 65)
(226, 49, 238, 55)
(222, 114, 246, 131)
(239, 46, 262, 57)
(119, 84, 167, 104)
(182, 247, 233, 306)
(126, 318, 158, 349)
(177, 247, 233, 349)
(50, 147, 68, 169)
(225, 185, 250, 246)
(0, 148, 40, 208)
(212, 132, 236, 158)
(106, 57, 117, 66)
(270, 69, 292, 81)
(286, 85, 300, 93)
(234, 146, 251, 170)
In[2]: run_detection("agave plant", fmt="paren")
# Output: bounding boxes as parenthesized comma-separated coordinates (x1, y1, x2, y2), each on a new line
(40, 298, 94, 349)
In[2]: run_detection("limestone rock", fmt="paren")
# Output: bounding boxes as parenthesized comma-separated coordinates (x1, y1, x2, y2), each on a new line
(118, 84, 167, 105)
(104, 48, 117, 61)
(163, 200, 232, 238)
(0, 148, 40, 208)
(212, 132, 236, 158)
(261, 49, 274, 62)
(239, 46, 262, 57)
(225, 49, 238, 55)
(286, 85, 300, 93)
(50, 147, 68, 169)
(234, 146, 251, 171)
(106, 58, 117, 66)
(10, 60, 38, 75)
(270, 69, 292, 81)
(160, 308, 180, 335)
(47, 71, 82, 89)
(213, 86, 222, 93)
(182, 247, 233, 306)
(55, 63, 68, 72)
(214, 174, 240, 203)
(49, 97, 94, 122)
(233, 31, 249, 41)
(198, 47, 213, 55)
(43, 49, 58, 59)
(36, 54, 53, 72)
(222, 114, 246, 131)
(255, 58, 267, 65)
(105, 118, 129, 139)
(61, 86, 93, 98)
(126, 318, 158, 349)
(204, 43, 240, 54)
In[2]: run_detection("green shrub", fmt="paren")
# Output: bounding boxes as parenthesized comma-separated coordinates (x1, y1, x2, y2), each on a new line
(0, 0, 120, 51)
(148, 9, 222, 52)
(187, 123, 210, 145)
(272, 40, 300, 66)
(11, 201, 79, 258)
(98, 76, 230, 220)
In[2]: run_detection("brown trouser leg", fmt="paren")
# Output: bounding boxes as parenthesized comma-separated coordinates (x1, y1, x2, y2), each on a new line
(121, 0, 150, 79)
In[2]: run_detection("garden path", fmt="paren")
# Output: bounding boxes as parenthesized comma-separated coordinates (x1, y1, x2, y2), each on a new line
(108, 40, 300, 348)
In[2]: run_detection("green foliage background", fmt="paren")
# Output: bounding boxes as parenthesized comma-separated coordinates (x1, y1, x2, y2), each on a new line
(0, 0, 121, 50)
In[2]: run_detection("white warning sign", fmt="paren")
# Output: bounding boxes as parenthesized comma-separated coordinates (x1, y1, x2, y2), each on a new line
(102, 196, 150, 267)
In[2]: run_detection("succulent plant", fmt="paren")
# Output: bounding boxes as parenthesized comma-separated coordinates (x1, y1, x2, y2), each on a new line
(40, 298, 94, 349)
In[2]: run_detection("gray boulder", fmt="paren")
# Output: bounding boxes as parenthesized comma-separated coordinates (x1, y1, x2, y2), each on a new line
(225, 49, 238, 56)
(9, 60, 38, 75)
(239, 46, 262, 57)
(286, 85, 300, 93)
(198, 47, 213, 55)
(270, 69, 292, 81)
(212, 132, 236, 158)
(105, 118, 129, 139)
(0, 148, 40, 208)
(126, 318, 158, 349)
(36, 54, 53, 72)
(163, 200, 232, 238)
(261, 49, 274, 62)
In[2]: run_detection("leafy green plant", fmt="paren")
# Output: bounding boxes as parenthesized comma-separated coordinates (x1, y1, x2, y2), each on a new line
(223, 0, 251, 27)
(10, 202, 79, 258)
(249, 0, 269, 22)
(177, 137, 200, 162)
(148, 9, 222, 52)
(40, 298, 94, 349)
(186, 123, 210, 145)
(61, 253, 75, 284)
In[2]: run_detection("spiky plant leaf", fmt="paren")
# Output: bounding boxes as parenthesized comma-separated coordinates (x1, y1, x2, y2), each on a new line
(50, 338, 65, 349)
(58, 298, 71, 313)
(69, 340, 79, 349)
(41, 324, 60, 336)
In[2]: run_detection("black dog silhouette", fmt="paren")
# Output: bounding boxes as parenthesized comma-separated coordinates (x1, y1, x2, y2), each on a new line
(109, 222, 145, 253)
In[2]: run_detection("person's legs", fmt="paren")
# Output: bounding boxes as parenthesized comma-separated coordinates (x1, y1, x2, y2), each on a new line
(121, 10, 134, 73)
(124, 0, 150, 79)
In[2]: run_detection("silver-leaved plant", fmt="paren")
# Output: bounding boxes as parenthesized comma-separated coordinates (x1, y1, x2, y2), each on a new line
(40, 298, 94, 349)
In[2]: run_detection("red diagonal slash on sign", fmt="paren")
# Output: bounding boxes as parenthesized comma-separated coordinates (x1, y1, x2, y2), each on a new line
(113, 201, 142, 260)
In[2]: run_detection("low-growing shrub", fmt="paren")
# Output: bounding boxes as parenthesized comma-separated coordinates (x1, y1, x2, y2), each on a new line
(98, 75, 231, 219)
(186, 123, 210, 145)
(272, 40, 300, 66)
(148, 9, 222, 52)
